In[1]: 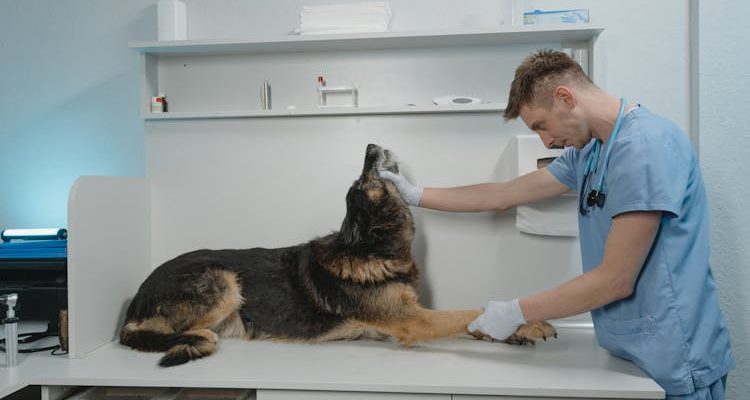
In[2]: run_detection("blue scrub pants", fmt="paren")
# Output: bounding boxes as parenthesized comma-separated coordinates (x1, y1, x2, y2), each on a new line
(666, 376, 727, 400)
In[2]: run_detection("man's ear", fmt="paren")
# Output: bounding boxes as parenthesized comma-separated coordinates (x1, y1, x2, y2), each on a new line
(553, 85, 576, 110)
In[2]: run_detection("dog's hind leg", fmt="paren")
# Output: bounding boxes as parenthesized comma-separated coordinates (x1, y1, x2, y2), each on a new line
(121, 269, 245, 367)
(158, 270, 245, 366)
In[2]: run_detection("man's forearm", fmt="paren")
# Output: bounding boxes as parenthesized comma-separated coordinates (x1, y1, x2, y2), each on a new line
(518, 212, 661, 322)
(420, 183, 507, 212)
(420, 169, 569, 212)
(518, 266, 630, 322)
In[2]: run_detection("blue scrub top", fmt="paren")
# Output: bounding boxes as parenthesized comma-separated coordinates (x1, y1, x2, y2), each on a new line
(546, 106, 735, 395)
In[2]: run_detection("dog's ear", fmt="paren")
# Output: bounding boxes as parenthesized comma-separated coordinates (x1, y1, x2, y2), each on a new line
(340, 215, 362, 245)
(341, 189, 371, 245)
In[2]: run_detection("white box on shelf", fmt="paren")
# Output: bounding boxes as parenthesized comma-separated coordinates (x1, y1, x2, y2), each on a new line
(158, 0, 187, 40)
(524, 9, 589, 25)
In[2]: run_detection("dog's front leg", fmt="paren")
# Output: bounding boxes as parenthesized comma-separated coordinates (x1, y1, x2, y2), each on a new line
(366, 307, 482, 346)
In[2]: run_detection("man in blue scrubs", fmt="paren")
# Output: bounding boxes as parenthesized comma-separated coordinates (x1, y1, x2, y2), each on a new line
(380, 50, 735, 399)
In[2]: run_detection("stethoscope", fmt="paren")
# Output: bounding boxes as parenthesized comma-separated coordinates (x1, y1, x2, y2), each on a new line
(579, 97, 627, 215)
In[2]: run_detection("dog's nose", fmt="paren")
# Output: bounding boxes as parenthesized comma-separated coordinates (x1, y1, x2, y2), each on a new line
(362, 144, 387, 177)
(367, 143, 381, 154)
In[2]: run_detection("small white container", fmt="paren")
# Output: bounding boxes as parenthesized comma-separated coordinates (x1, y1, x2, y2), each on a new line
(150, 94, 166, 113)
(158, 0, 187, 40)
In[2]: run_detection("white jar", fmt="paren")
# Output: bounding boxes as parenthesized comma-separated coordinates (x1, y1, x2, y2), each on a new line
(150, 95, 165, 113)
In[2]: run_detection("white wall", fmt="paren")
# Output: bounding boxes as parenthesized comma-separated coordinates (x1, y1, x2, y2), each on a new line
(180, 0, 691, 133)
(698, 0, 750, 398)
(141, 0, 693, 315)
(0, 1, 154, 228)
(145, 104, 582, 312)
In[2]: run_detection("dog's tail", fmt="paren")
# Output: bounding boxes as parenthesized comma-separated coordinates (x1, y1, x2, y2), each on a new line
(120, 326, 218, 367)
(158, 330, 218, 367)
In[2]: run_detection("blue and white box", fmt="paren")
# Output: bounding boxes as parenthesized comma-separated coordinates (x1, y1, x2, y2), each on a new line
(524, 9, 590, 25)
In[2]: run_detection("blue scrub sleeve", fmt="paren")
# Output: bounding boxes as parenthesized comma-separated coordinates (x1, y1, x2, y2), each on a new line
(605, 127, 691, 219)
(545, 147, 578, 190)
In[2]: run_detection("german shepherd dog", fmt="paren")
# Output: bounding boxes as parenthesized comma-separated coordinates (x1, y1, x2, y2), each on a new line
(119, 144, 556, 367)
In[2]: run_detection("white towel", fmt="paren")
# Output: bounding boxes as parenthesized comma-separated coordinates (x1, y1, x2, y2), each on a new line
(301, 2, 391, 15)
(295, 2, 392, 35)
(514, 134, 579, 237)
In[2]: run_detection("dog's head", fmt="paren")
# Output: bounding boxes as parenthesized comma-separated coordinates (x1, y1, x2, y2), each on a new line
(339, 144, 414, 252)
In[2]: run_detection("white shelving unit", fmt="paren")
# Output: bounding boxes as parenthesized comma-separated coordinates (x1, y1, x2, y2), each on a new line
(130, 25, 602, 120)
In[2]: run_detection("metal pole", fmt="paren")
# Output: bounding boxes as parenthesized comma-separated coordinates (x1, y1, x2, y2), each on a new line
(1, 293, 19, 367)
(3, 318, 18, 367)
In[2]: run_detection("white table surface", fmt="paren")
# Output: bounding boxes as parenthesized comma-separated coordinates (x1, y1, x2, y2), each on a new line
(1, 327, 663, 399)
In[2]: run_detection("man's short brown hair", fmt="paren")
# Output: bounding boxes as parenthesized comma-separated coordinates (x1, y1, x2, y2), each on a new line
(503, 49, 592, 121)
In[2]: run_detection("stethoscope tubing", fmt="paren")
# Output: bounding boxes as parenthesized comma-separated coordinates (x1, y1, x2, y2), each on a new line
(579, 97, 627, 215)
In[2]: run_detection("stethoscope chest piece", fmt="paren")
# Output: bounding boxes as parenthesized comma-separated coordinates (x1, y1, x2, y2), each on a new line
(586, 190, 606, 208)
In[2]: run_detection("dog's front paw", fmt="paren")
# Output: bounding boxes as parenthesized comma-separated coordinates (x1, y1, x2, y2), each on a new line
(468, 329, 493, 341)
(393, 332, 420, 347)
(504, 321, 557, 345)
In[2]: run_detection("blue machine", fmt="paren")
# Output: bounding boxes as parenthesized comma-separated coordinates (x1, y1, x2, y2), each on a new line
(0, 239, 67, 336)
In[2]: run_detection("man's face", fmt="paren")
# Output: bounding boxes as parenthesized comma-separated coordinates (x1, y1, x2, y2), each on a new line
(519, 97, 589, 149)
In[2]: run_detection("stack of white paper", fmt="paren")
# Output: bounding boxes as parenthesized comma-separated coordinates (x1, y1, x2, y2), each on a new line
(295, 2, 392, 35)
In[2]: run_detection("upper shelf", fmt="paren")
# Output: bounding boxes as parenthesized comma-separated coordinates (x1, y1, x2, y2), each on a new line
(129, 24, 604, 56)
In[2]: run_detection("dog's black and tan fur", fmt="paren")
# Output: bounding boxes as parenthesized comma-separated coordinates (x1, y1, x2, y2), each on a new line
(120, 144, 556, 367)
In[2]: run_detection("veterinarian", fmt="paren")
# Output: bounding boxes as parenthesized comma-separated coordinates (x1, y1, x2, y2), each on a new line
(380, 49, 734, 399)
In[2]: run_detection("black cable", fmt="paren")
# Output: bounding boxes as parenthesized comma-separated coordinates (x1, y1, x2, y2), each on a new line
(0, 330, 54, 344)
(0, 343, 60, 353)
(1, 344, 60, 353)
(1, 329, 60, 353)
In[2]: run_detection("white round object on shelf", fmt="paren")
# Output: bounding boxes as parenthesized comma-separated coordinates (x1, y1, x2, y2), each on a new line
(432, 95, 484, 105)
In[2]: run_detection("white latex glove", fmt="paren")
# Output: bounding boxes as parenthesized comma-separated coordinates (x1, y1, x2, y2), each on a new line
(378, 170, 423, 207)
(468, 298, 526, 340)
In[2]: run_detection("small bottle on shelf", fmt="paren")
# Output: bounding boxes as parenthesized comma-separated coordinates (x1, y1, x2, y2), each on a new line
(150, 93, 168, 113)
(317, 75, 326, 107)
